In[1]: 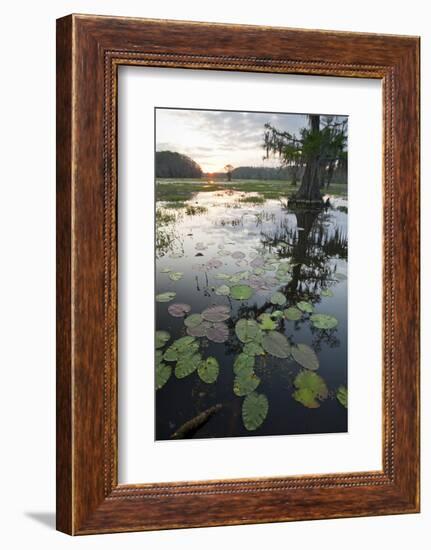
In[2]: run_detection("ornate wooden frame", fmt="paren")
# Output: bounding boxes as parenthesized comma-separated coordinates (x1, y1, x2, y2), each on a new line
(56, 14, 420, 534)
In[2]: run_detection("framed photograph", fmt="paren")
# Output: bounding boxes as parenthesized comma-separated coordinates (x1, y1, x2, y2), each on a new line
(56, 14, 420, 534)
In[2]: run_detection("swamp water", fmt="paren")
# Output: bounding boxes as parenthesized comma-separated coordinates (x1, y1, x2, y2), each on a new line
(155, 185, 348, 440)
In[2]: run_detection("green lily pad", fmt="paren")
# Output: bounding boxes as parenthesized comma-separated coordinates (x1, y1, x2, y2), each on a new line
(230, 284, 254, 300)
(201, 305, 230, 322)
(175, 353, 201, 379)
(258, 313, 277, 331)
(155, 330, 170, 349)
(214, 273, 231, 280)
(321, 289, 334, 297)
(184, 313, 203, 328)
(243, 341, 265, 356)
(297, 301, 314, 313)
(242, 392, 269, 431)
(156, 362, 172, 390)
(167, 303, 191, 318)
(336, 385, 348, 408)
(271, 310, 284, 320)
(234, 353, 255, 376)
(262, 331, 291, 358)
(284, 307, 302, 321)
(197, 357, 219, 384)
(335, 272, 347, 281)
(235, 319, 261, 343)
(293, 371, 328, 408)
(206, 322, 229, 343)
(291, 343, 319, 371)
(215, 284, 231, 296)
(156, 292, 176, 303)
(310, 313, 338, 330)
(270, 291, 287, 306)
(164, 336, 198, 362)
(160, 268, 171, 273)
(169, 271, 183, 281)
(233, 371, 260, 396)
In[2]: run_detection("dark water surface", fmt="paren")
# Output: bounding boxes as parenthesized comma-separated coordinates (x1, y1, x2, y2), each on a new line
(155, 187, 348, 440)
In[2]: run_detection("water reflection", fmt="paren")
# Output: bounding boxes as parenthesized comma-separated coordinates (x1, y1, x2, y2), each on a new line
(155, 189, 348, 440)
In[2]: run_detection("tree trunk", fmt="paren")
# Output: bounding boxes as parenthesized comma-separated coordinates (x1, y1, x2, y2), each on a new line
(294, 115, 322, 203)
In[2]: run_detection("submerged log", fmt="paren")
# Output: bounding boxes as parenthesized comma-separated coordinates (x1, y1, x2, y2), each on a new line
(170, 403, 223, 439)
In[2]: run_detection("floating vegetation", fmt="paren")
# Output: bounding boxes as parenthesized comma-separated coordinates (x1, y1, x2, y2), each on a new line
(167, 303, 191, 318)
(156, 360, 172, 390)
(284, 307, 302, 321)
(293, 371, 328, 408)
(235, 319, 262, 344)
(215, 284, 231, 296)
(310, 313, 338, 329)
(169, 271, 183, 281)
(206, 322, 229, 343)
(291, 343, 319, 371)
(297, 301, 314, 313)
(198, 357, 220, 384)
(164, 336, 198, 362)
(230, 284, 254, 300)
(262, 331, 291, 358)
(234, 371, 261, 397)
(155, 330, 170, 349)
(336, 385, 348, 408)
(175, 353, 202, 379)
(321, 289, 334, 297)
(242, 392, 269, 431)
(258, 313, 277, 331)
(186, 204, 208, 216)
(186, 321, 212, 337)
(243, 341, 265, 357)
(202, 305, 230, 322)
(184, 313, 203, 328)
(156, 291, 176, 303)
(270, 291, 287, 306)
(234, 353, 255, 376)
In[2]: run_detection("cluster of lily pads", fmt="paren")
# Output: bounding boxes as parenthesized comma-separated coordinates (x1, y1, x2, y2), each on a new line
(155, 230, 346, 435)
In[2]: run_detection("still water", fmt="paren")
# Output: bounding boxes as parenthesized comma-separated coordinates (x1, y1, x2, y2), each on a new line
(155, 187, 348, 440)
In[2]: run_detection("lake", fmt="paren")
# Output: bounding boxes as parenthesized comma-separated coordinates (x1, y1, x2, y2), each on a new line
(155, 180, 348, 440)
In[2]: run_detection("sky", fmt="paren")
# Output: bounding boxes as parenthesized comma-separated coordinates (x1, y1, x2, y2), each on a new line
(155, 108, 311, 173)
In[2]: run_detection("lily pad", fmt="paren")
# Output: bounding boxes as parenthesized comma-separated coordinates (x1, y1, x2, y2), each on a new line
(310, 313, 338, 330)
(160, 268, 171, 273)
(235, 319, 261, 343)
(184, 313, 203, 328)
(271, 310, 284, 320)
(195, 242, 207, 250)
(164, 336, 198, 362)
(250, 257, 265, 268)
(215, 284, 231, 296)
(175, 353, 202, 379)
(167, 303, 191, 318)
(270, 291, 287, 306)
(321, 289, 334, 297)
(243, 341, 265, 357)
(262, 331, 291, 358)
(197, 357, 219, 384)
(293, 371, 328, 408)
(202, 305, 230, 323)
(336, 385, 348, 408)
(258, 313, 277, 331)
(231, 251, 246, 259)
(234, 353, 255, 376)
(297, 301, 314, 313)
(214, 273, 231, 280)
(230, 284, 254, 300)
(156, 292, 176, 303)
(291, 343, 319, 371)
(156, 362, 172, 390)
(169, 271, 184, 281)
(242, 392, 269, 431)
(335, 272, 347, 281)
(233, 371, 260, 396)
(206, 322, 229, 343)
(186, 321, 212, 337)
(284, 307, 302, 321)
(206, 258, 223, 269)
(155, 330, 170, 349)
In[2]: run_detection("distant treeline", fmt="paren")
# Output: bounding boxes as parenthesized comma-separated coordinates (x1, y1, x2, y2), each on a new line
(155, 151, 202, 178)
(155, 150, 346, 184)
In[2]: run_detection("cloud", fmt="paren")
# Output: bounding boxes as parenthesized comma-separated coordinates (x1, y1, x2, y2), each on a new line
(156, 108, 346, 172)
